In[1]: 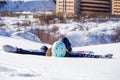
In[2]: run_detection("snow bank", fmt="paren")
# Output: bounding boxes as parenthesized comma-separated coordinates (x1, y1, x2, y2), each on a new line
(1, 16, 120, 47)
(53, 20, 120, 47)
(0, 28, 11, 37)
(11, 31, 41, 43)
(0, 28, 42, 43)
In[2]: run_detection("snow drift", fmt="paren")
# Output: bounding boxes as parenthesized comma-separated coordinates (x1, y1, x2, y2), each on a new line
(11, 31, 41, 43)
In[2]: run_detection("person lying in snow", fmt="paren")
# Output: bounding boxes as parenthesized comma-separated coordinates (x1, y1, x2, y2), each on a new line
(3, 37, 113, 58)
(3, 45, 48, 56)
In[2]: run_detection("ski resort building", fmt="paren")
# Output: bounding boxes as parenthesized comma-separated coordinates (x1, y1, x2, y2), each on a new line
(56, 0, 80, 16)
(112, 0, 120, 15)
(56, 0, 120, 16)
(80, 0, 112, 14)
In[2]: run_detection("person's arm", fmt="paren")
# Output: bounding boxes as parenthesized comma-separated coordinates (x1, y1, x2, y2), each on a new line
(65, 49, 70, 57)
(46, 47, 52, 56)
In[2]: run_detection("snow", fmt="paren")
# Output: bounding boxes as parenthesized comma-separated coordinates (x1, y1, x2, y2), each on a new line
(0, 0, 55, 12)
(54, 19, 120, 46)
(1, 15, 120, 47)
(0, 7, 120, 80)
(11, 31, 41, 43)
(0, 33, 120, 80)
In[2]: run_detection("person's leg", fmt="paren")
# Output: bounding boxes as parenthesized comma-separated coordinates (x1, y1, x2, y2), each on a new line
(69, 52, 102, 58)
(17, 48, 33, 54)
(32, 52, 46, 56)
(3, 45, 46, 56)
(17, 48, 46, 56)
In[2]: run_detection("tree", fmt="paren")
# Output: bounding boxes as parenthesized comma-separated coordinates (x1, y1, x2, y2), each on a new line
(53, 0, 56, 4)
(0, 1, 7, 8)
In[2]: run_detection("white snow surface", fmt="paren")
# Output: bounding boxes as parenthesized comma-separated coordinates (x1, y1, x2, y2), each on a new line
(0, 35, 120, 80)
(11, 31, 41, 43)
(0, 12, 120, 80)
(1, 16, 120, 47)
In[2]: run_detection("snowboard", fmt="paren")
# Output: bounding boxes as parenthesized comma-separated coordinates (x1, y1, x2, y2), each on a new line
(69, 51, 113, 59)
(3, 45, 113, 58)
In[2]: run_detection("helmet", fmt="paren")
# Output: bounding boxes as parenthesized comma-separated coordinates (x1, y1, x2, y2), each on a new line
(52, 41, 66, 57)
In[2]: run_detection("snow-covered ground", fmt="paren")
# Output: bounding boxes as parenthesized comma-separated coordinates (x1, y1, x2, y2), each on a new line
(1, 16, 120, 47)
(0, 8, 120, 79)
(0, 35, 120, 80)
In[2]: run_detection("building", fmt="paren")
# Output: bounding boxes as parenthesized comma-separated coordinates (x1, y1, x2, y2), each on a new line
(112, 0, 120, 15)
(56, 0, 80, 16)
(80, 0, 111, 14)
(56, 0, 120, 16)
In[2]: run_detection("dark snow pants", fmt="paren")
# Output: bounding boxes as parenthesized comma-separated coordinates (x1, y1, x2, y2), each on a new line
(69, 52, 102, 58)
(16, 48, 46, 56)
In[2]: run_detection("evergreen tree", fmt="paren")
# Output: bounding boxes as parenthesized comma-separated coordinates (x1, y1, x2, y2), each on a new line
(0, 1, 7, 7)
(53, 0, 56, 4)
